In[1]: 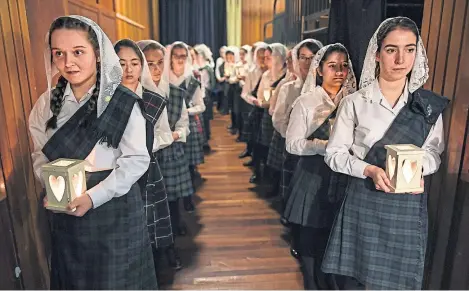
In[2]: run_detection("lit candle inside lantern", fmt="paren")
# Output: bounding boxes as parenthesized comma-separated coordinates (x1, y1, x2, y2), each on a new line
(263, 89, 271, 102)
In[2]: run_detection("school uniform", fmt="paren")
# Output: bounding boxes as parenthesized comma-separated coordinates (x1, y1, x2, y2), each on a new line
(29, 84, 157, 289)
(322, 80, 448, 289)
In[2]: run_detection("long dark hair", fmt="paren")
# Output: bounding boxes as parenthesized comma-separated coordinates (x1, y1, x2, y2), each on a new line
(114, 38, 144, 64)
(46, 16, 100, 129)
(375, 17, 419, 77)
(316, 44, 349, 86)
(296, 41, 322, 58)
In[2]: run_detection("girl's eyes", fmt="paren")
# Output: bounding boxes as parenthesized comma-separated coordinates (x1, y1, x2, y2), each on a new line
(386, 48, 397, 54)
(406, 48, 415, 53)
(74, 50, 84, 56)
(54, 51, 63, 57)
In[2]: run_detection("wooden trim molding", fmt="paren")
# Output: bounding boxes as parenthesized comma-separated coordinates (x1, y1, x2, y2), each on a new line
(115, 12, 145, 29)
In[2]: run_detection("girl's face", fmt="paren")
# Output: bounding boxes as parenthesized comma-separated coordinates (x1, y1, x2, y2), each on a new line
(50, 28, 97, 88)
(256, 49, 266, 68)
(318, 52, 349, 89)
(144, 48, 165, 84)
(171, 47, 188, 75)
(264, 49, 273, 70)
(376, 28, 417, 82)
(298, 46, 314, 78)
(240, 50, 246, 62)
(225, 52, 235, 64)
(117, 46, 142, 89)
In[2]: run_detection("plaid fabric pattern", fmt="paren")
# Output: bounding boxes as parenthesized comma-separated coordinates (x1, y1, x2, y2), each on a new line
(185, 115, 205, 165)
(322, 89, 449, 290)
(266, 130, 286, 171)
(284, 112, 339, 227)
(167, 85, 184, 130)
(49, 171, 157, 289)
(142, 88, 166, 125)
(180, 76, 205, 166)
(257, 109, 275, 146)
(281, 150, 300, 202)
(144, 153, 173, 248)
(156, 142, 194, 201)
(42, 85, 137, 160)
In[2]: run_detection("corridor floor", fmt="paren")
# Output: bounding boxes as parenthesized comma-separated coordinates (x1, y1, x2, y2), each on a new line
(160, 112, 303, 290)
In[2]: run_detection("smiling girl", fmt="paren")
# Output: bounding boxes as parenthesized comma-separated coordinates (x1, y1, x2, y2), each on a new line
(29, 16, 156, 289)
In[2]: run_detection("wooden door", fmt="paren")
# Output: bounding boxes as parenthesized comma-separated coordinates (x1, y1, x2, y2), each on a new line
(0, 156, 22, 289)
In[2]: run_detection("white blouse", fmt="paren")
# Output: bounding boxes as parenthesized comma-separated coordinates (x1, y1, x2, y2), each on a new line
(256, 70, 275, 107)
(169, 71, 206, 115)
(240, 67, 263, 105)
(272, 78, 303, 137)
(286, 86, 343, 156)
(136, 83, 173, 151)
(29, 83, 150, 208)
(269, 72, 295, 115)
(325, 80, 445, 179)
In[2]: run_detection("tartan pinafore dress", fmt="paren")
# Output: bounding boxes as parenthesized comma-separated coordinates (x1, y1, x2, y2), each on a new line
(140, 88, 173, 248)
(156, 85, 194, 202)
(43, 85, 157, 289)
(322, 89, 449, 289)
(180, 76, 205, 166)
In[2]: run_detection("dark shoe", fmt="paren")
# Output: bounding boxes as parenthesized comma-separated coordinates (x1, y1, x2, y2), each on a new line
(227, 124, 233, 130)
(280, 216, 290, 227)
(165, 247, 183, 271)
(230, 128, 237, 135)
(249, 174, 259, 184)
(290, 247, 300, 260)
(203, 144, 212, 153)
(243, 159, 254, 167)
(236, 137, 242, 143)
(239, 150, 251, 159)
(183, 196, 195, 213)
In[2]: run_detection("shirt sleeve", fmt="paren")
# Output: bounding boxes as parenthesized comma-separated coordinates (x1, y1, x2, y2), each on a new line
(187, 86, 206, 115)
(421, 114, 445, 176)
(87, 103, 151, 208)
(324, 98, 370, 179)
(240, 72, 256, 105)
(285, 100, 320, 156)
(272, 85, 289, 135)
(269, 84, 282, 115)
(215, 59, 224, 81)
(28, 92, 51, 183)
(153, 107, 174, 151)
(200, 69, 210, 90)
(174, 99, 190, 143)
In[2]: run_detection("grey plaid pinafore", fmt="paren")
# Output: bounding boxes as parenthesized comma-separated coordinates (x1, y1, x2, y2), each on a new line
(241, 76, 263, 142)
(141, 88, 173, 248)
(180, 76, 205, 166)
(156, 85, 194, 202)
(281, 150, 300, 202)
(266, 130, 286, 171)
(43, 85, 157, 289)
(322, 89, 449, 289)
(284, 110, 346, 228)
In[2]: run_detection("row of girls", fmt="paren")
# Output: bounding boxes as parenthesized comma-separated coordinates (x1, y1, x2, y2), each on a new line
(28, 15, 219, 289)
(225, 17, 448, 290)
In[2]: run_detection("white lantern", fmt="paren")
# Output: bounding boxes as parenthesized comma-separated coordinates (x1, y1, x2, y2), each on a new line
(263, 88, 272, 102)
(41, 158, 87, 212)
(237, 66, 245, 77)
(384, 144, 425, 193)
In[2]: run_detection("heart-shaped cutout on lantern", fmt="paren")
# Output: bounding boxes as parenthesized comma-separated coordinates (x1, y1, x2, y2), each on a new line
(387, 155, 396, 180)
(72, 171, 84, 197)
(402, 159, 418, 183)
(49, 175, 65, 202)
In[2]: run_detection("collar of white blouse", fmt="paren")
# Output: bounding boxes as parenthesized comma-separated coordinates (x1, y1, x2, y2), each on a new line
(63, 82, 96, 105)
(364, 79, 409, 115)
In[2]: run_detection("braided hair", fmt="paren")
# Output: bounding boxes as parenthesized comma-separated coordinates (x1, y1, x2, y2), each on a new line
(46, 16, 100, 129)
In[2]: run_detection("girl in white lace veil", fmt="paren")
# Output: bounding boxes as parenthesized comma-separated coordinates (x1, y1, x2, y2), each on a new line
(43, 15, 122, 120)
(31, 15, 158, 289)
(301, 43, 357, 95)
(359, 16, 429, 92)
(269, 43, 288, 81)
(291, 39, 323, 82)
(137, 40, 171, 97)
(167, 41, 194, 81)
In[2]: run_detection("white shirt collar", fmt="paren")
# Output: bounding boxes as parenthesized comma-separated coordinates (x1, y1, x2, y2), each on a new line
(64, 82, 96, 104)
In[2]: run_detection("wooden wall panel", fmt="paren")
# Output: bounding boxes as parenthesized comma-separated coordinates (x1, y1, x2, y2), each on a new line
(114, 0, 150, 41)
(241, 0, 275, 45)
(0, 0, 50, 288)
(420, 0, 469, 289)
